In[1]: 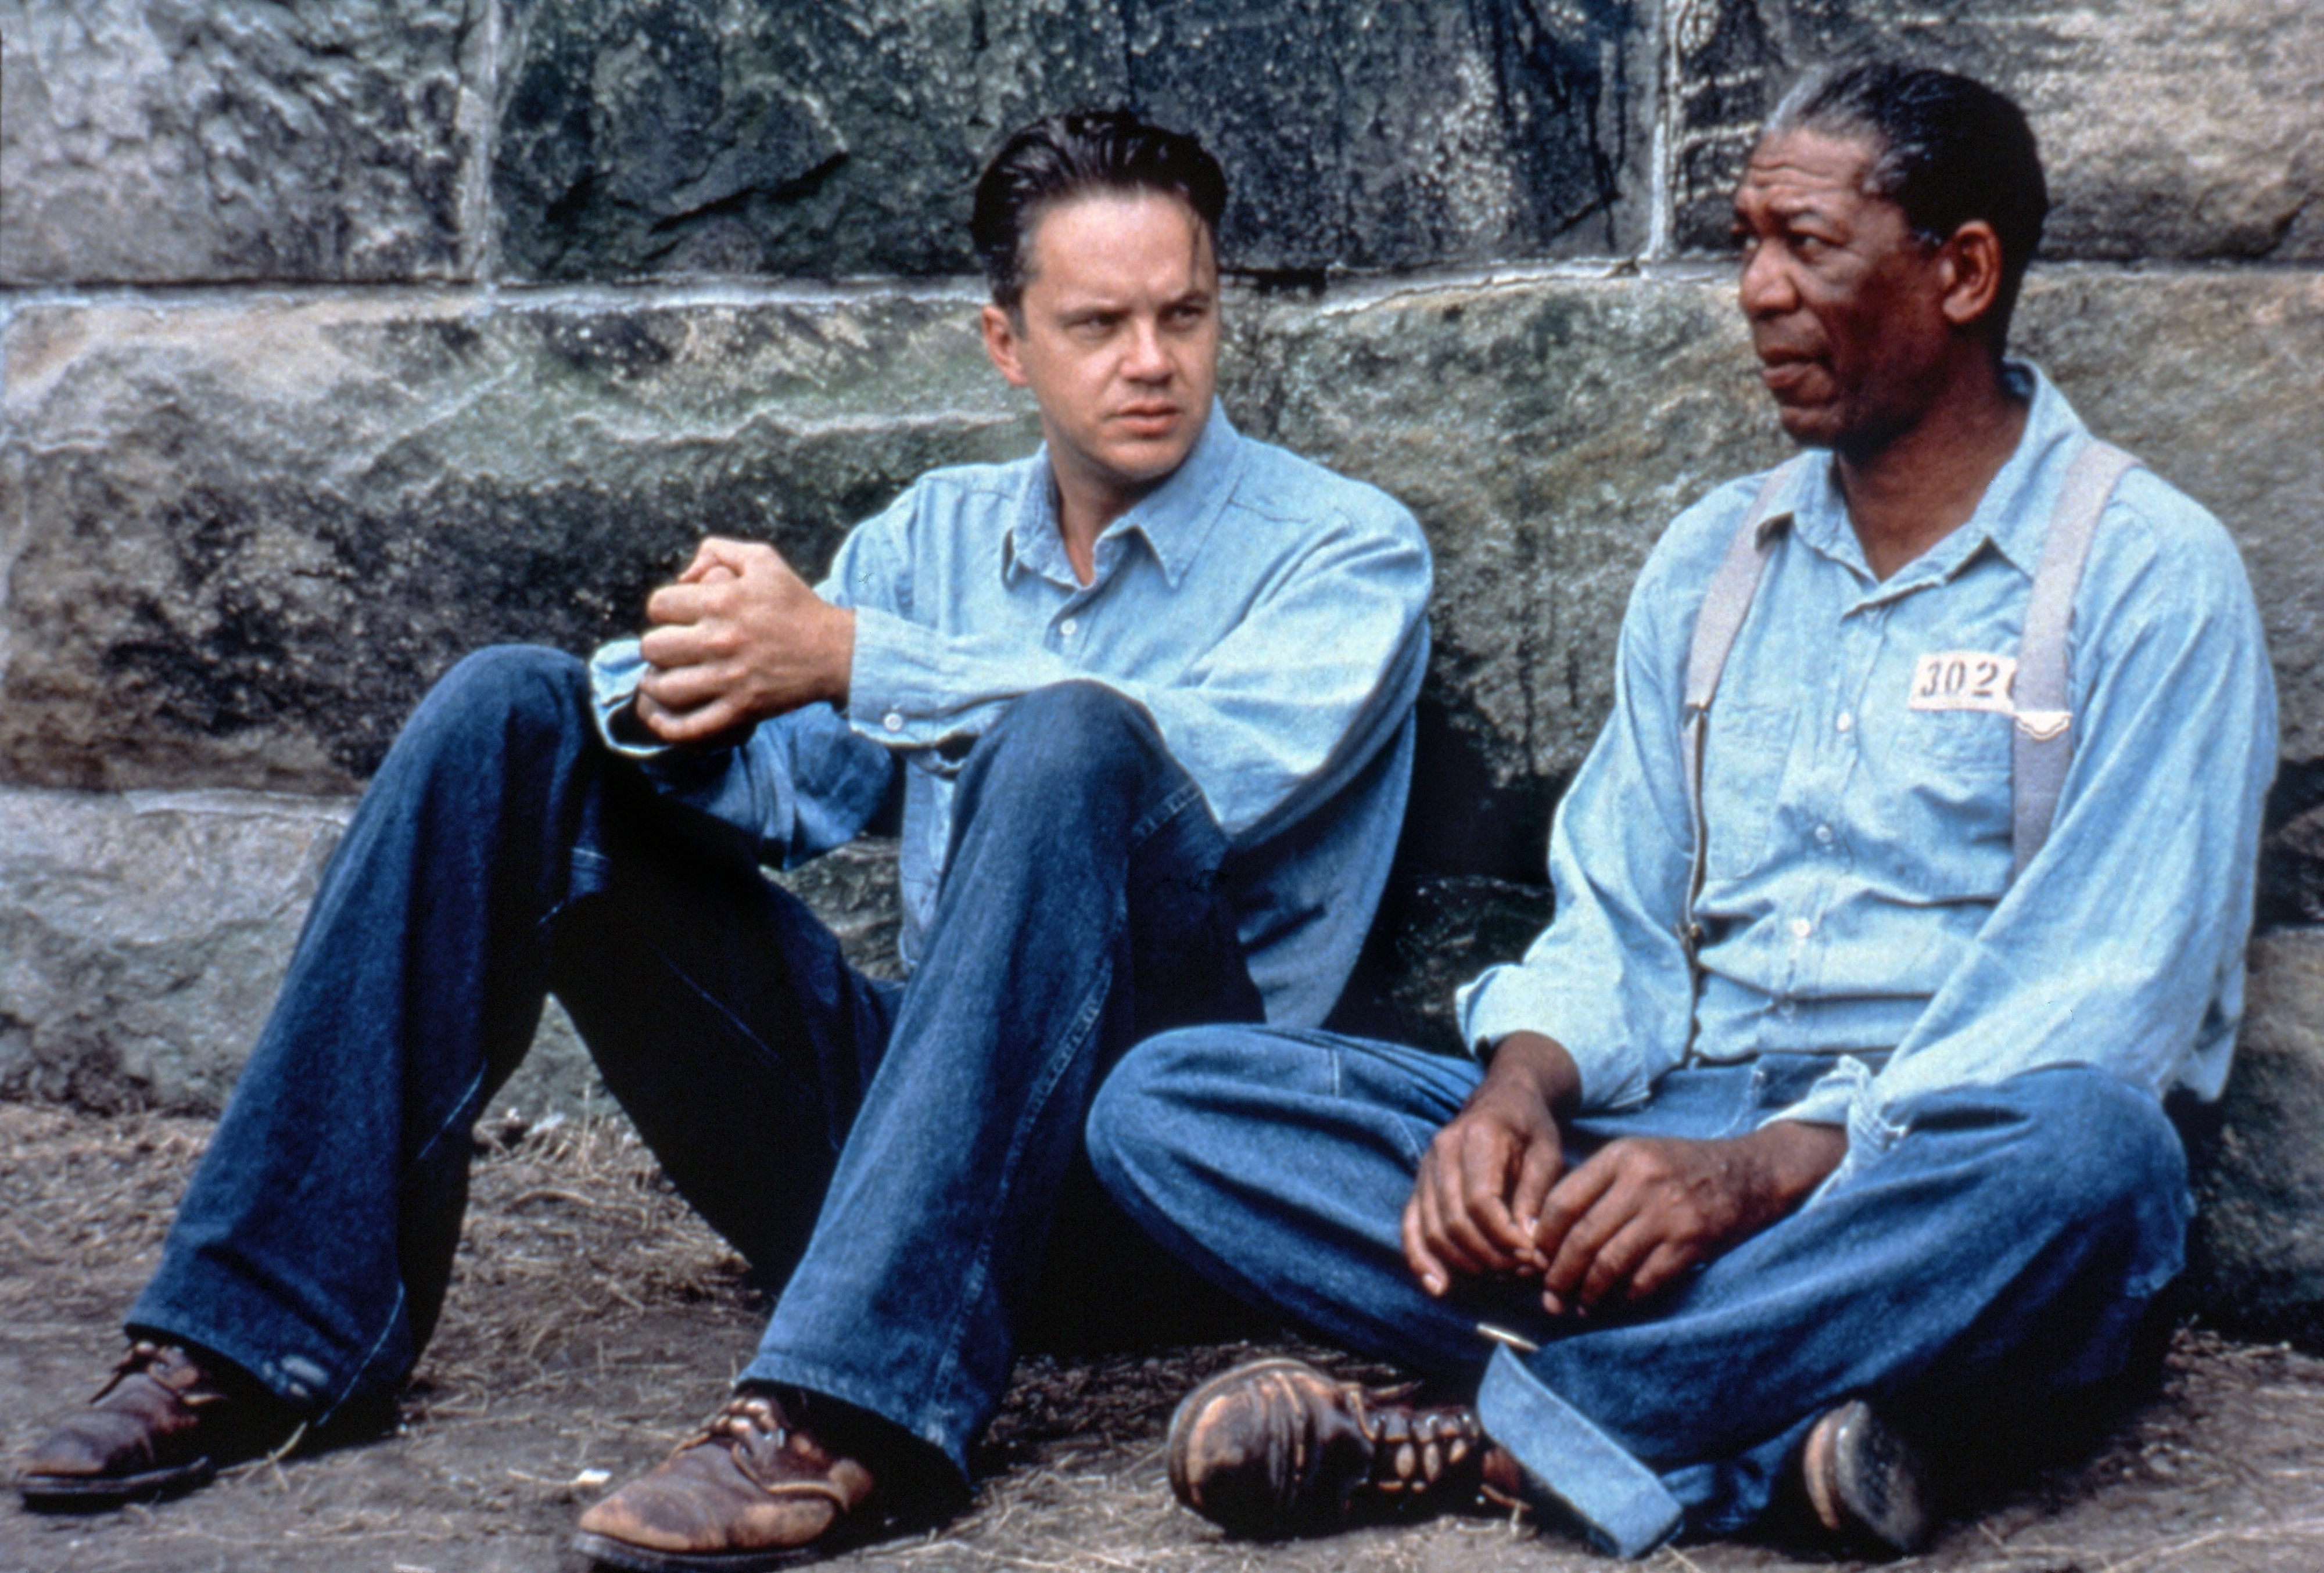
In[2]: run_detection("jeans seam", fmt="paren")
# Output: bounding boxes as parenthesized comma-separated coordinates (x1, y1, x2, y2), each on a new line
(1125, 778, 1209, 851)
(318, 1281, 408, 1427)
(922, 915, 1122, 1434)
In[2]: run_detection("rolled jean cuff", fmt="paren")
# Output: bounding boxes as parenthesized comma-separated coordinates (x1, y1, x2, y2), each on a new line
(1475, 1346, 1683, 1558)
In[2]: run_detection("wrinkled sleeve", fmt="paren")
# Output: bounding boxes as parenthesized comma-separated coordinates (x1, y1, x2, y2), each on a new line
(1764, 491, 2277, 1146)
(1455, 519, 1716, 1111)
(834, 499, 1432, 845)
(586, 640, 897, 871)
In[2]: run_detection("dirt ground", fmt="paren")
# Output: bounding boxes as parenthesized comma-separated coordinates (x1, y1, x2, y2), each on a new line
(6, 1104, 2324, 1573)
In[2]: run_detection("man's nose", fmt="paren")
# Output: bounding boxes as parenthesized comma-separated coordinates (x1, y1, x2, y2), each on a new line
(1738, 241, 1795, 318)
(1122, 318, 1172, 379)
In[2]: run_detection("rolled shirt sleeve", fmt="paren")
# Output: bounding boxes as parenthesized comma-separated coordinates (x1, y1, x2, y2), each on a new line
(586, 639, 896, 870)
(830, 458, 1432, 848)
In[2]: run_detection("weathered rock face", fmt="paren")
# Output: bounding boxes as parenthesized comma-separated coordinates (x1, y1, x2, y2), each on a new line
(0, 1, 486, 284)
(0, 786, 354, 1111)
(0, 289, 1039, 792)
(1666, 0, 2324, 260)
(10, 2, 2317, 285)
(0, 783, 904, 1118)
(2187, 929, 2324, 1343)
(8, 267, 2322, 843)
(492, 0, 1646, 282)
(1235, 268, 1787, 823)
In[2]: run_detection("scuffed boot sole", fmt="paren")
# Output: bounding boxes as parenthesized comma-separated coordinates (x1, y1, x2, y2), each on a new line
(16, 1455, 216, 1511)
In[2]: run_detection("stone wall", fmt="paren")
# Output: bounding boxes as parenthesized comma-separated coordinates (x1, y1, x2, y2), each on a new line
(5, 1, 2323, 1333)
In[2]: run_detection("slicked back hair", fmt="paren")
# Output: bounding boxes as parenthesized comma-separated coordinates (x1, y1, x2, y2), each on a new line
(971, 109, 1228, 313)
(1766, 62, 2047, 350)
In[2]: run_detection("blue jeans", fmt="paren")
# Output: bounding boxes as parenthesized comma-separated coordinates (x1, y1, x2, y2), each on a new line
(1086, 1029, 2190, 1554)
(130, 647, 1261, 1478)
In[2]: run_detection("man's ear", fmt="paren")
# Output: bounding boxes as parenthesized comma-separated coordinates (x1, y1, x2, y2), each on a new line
(1939, 220, 2006, 332)
(982, 303, 1031, 388)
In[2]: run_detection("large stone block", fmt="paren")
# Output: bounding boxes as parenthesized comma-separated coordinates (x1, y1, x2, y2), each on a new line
(490, 0, 1647, 283)
(5, 267, 2319, 824)
(1663, 0, 2324, 260)
(0, 1, 487, 284)
(0, 289, 1039, 792)
(0, 785, 358, 1111)
(1127, 0, 1647, 270)
(1235, 266, 1787, 817)
(0, 784, 905, 1116)
(2186, 927, 2324, 1342)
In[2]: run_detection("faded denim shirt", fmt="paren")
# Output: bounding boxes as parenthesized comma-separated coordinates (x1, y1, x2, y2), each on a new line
(590, 405, 1432, 1028)
(1459, 365, 2276, 1149)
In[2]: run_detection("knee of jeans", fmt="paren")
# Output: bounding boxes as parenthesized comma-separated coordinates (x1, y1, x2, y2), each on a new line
(969, 681, 1161, 800)
(1086, 1028, 1226, 1202)
(2000, 1066, 2187, 1229)
(408, 645, 591, 754)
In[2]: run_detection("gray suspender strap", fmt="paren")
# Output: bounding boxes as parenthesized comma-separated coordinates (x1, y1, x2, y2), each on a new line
(2011, 439, 2137, 877)
(1679, 438, 2136, 957)
(1679, 457, 1809, 967)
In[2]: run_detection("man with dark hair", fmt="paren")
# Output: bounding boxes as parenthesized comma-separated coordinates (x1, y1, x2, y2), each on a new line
(16, 107, 1431, 1571)
(1089, 63, 2274, 1557)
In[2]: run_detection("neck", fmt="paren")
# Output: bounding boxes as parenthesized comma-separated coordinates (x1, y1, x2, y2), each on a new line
(1836, 354, 2028, 581)
(1051, 472, 1150, 586)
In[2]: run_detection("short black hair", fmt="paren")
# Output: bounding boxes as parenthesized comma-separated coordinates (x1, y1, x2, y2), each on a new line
(970, 109, 1228, 312)
(1766, 62, 2048, 349)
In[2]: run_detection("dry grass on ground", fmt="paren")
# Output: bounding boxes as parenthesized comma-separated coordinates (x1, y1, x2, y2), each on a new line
(6, 1101, 2324, 1573)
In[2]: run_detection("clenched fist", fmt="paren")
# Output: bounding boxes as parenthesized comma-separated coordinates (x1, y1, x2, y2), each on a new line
(634, 538, 856, 744)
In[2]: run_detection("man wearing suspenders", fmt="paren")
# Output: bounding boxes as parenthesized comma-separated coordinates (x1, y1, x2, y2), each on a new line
(1085, 63, 2277, 1557)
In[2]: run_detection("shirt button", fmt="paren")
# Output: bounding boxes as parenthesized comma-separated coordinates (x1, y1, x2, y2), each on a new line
(1835, 712, 1855, 734)
(1814, 824, 1834, 845)
(1778, 998, 1799, 1018)
(1059, 617, 1079, 638)
(882, 712, 904, 732)
(1789, 917, 1814, 940)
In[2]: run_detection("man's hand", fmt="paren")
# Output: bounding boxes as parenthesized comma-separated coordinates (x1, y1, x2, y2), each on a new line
(1530, 1120, 1845, 1316)
(634, 538, 856, 744)
(1401, 1032, 1581, 1298)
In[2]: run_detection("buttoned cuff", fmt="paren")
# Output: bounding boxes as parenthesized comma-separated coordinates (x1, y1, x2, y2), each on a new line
(587, 639, 669, 760)
(844, 608, 929, 737)
(1761, 1054, 1909, 1199)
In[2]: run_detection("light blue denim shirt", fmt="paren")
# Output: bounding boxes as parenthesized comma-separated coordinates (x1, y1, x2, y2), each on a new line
(1458, 365, 2276, 1149)
(590, 404, 1432, 1028)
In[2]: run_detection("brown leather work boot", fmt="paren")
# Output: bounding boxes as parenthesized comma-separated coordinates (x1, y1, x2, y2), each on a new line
(16, 1342, 284, 1509)
(1801, 1399, 1936, 1556)
(574, 1388, 878, 1572)
(1167, 1356, 1522, 1537)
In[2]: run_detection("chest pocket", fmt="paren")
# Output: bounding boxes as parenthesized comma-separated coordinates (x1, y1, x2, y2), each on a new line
(1895, 708, 2015, 773)
(1859, 677, 2015, 888)
(1701, 702, 1798, 880)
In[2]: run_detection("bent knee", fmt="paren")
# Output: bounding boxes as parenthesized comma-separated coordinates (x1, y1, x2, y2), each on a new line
(1088, 1027, 1254, 1197)
(1930, 1066, 2186, 1228)
(411, 645, 591, 742)
(977, 681, 1160, 778)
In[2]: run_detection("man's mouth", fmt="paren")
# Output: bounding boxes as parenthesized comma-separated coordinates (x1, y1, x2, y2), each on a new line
(1756, 351, 1823, 397)
(1113, 404, 1181, 434)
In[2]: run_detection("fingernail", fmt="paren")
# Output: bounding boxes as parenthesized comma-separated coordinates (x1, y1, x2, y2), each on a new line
(1542, 1291, 1564, 1316)
(1425, 1274, 1446, 1297)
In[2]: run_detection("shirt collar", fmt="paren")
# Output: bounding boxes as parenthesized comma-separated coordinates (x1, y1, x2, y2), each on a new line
(1005, 400, 1244, 590)
(1777, 361, 2093, 585)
